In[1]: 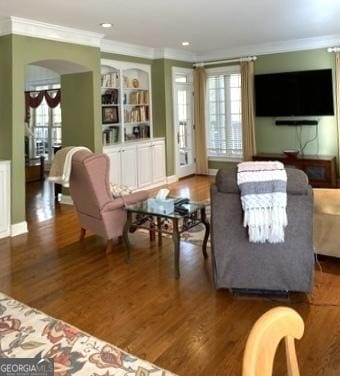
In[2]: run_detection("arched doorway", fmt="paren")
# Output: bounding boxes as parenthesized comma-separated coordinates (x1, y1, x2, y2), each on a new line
(24, 59, 97, 222)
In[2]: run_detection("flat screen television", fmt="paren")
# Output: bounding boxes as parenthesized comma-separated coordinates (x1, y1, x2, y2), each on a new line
(255, 69, 334, 117)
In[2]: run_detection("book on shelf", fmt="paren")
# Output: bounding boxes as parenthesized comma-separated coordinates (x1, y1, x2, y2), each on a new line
(102, 126, 119, 145)
(124, 106, 149, 123)
(143, 91, 149, 104)
(139, 124, 150, 138)
(101, 72, 119, 88)
(128, 90, 149, 105)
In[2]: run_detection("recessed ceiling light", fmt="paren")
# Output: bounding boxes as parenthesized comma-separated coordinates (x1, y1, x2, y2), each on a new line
(100, 23, 113, 28)
(182, 41, 190, 46)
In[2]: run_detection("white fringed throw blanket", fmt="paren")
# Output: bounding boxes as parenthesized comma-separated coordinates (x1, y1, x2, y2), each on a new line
(237, 161, 288, 243)
(49, 146, 91, 187)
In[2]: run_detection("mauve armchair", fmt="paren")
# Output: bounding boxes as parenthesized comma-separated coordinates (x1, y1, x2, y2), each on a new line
(69, 150, 148, 253)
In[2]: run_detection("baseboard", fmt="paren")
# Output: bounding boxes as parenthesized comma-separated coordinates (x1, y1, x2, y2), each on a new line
(166, 175, 178, 184)
(60, 195, 74, 205)
(0, 228, 10, 239)
(11, 221, 28, 237)
(208, 169, 218, 176)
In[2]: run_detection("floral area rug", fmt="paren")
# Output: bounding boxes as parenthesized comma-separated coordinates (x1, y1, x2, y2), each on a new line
(139, 201, 211, 248)
(0, 292, 174, 376)
(180, 203, 210, 247)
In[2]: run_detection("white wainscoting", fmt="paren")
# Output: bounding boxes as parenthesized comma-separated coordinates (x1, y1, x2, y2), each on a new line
(0, 161, 10, 239)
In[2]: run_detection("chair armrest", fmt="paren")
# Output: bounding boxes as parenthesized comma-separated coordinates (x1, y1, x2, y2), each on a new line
(123, 190, 149, 205)
(101, 198, 125, 213)
(101, 191, 149, 213)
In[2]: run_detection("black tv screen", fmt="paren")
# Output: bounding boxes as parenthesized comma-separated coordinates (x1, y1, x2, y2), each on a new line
(255, 69, 334, 117)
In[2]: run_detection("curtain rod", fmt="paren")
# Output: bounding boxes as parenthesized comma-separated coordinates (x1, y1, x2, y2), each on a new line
(193, 56, 257, 68)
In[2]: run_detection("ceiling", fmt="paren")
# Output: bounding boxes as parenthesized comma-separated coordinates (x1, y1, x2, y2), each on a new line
(1, 0, 340, 58)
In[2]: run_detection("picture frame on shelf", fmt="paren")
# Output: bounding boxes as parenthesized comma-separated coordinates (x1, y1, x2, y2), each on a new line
(102, 106, 119, 124)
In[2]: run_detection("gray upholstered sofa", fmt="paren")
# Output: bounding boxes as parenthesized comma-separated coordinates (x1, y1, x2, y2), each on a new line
(210, 166, 314, 293)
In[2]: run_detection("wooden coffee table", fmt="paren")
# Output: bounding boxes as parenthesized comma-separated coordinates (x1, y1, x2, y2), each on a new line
(123, 200, 210, 279)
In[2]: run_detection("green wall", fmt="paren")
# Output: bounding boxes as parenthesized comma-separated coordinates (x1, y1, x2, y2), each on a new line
(61, 72, 99, 150)
(208, 48, 338, 170)
(101, 52, 192, 176)
(0, 36, 13, 161)
(151, 59, 166, 139)
(208, 160, 237, 170)
(0, 35, 193, 226)
(3, 32, 335, 226)
(255, 49, 337, 157)
(151, 59, 192, 175)
(0, 34, 101, 225)
(101, 52, 152, 65)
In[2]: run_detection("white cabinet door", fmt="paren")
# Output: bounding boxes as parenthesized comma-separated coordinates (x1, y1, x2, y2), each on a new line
(152, 141, 166, 183)
(121, 146, 138, 189)
(137, 143, 153, 188)
(105, 148, 121, 185)
(0, 161, 10, 239)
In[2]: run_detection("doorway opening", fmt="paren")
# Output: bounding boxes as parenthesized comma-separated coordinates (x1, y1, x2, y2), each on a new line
(172, 67, 196, 178)
(24, 59, 90, 223)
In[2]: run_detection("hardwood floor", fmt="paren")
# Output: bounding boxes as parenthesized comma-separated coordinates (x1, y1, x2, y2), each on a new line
(1, 176, 340, 375)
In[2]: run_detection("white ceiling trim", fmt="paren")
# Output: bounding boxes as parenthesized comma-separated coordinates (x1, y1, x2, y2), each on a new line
(0, 16, 104, 48)
(101, 39, 155, 60)
(154, 48, 197, 62)
(0, 18, 11, 35)
(196, 33, 340, 62)
(1, 16, 340, 63)
(101, 40, 196, 62)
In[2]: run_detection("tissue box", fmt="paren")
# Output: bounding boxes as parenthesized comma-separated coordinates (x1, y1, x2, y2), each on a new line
(147, 198, 175, 215)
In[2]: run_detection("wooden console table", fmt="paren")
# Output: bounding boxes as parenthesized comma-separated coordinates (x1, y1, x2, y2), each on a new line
(253, 154, 337, 188)
(25, 156, 45, 183)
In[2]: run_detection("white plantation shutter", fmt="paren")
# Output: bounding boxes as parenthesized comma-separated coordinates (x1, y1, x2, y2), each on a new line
(207, 69, 243, 160)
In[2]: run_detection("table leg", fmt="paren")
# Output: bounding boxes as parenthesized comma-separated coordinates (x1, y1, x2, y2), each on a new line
(201, 207, 210, 259)
(157, 216, 163, 247)
(172, 218, 180, 279)
(149, 217, 156, 242)
(123, 211, 132, 261)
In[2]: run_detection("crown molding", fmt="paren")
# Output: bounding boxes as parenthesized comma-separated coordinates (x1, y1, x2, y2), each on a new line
(101, 39, 155, 60)
(103, 33, 340, 63)
(153, 48, 197, 62)
(1, 16, 339, 62)
(0, 16, 104, 47)
(196, 33, 340, 62)
(0, 18, 12, 35)
(101, 40, 196, 62)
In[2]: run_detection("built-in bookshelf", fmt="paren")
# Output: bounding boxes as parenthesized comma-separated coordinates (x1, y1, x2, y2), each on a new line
(101, 68, 121, 146)
(101, 60, 152, 146)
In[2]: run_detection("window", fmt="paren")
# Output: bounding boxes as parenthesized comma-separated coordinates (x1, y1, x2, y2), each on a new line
(175, 73, 188, 83)
(29, 85, 62, 162)
(206, 67, 242, 160)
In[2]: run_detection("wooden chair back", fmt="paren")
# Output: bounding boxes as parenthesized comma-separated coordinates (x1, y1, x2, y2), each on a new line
(242, 307, 304, 376)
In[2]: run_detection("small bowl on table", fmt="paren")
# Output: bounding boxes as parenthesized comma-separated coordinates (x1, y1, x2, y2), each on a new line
(283, 149, 299, 158)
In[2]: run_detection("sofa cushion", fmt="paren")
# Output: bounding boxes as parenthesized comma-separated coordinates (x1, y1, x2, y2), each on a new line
(216, 165, 309, 194)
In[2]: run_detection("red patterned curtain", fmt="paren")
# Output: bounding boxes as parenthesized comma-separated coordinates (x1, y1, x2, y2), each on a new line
(44, 89, 61, 108)
(25, 91, 45, 109)
(25, 89, 61, 123)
